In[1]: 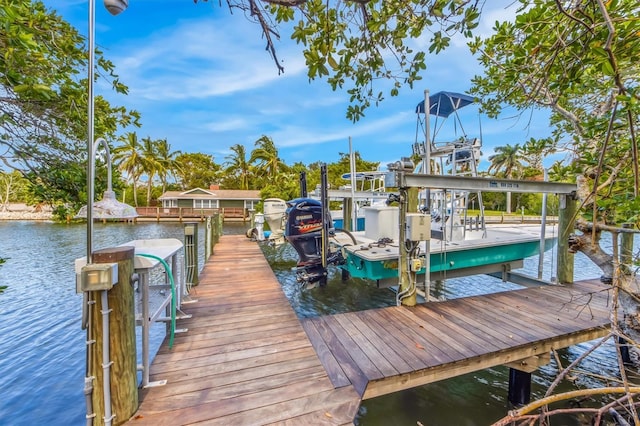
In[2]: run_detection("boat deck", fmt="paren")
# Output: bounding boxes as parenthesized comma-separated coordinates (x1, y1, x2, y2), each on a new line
(125, 235, 612, 425)
(333, 224, 557, 261)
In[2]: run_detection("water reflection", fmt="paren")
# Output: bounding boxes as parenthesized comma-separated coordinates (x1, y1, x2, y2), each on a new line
(262, 243, 396, 318)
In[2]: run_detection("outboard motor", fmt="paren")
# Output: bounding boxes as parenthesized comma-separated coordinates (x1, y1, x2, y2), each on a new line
(285, 198, 342, 284)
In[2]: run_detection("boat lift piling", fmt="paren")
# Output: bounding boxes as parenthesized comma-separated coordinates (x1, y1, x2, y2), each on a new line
(299, 171, 308, 198)
(183, 223, 198, 287)
(397, 187, 414, 306)
(79, 246, 138, 426)
(557, 193, 578, 283)
(320, 164, 330, 284)
(621, 223, 635, 274)
(204, 213, 223, 259)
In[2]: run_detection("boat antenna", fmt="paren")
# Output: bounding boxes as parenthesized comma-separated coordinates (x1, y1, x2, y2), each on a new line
(349, 136, 357, 232)
(424, 89, 431, 175)
(478, 107, 483, 145)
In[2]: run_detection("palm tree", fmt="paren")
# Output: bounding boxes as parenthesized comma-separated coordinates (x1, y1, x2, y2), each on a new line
(250, 136, 286, 181)
(488, 143, 523, 213)
(488, 143, 523, 177)
(155, 139, 182, 194)
(139, 137, 163, 206)
(224, 144, 251, 190)
(112, 132, 142, 207)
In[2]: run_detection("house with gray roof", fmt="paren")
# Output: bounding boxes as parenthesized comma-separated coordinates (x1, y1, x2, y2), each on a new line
(155, 185, 261, 220)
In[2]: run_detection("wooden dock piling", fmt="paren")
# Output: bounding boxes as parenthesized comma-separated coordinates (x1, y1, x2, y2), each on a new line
(557, 193, 577, 283)
(91, 246, 138, 426)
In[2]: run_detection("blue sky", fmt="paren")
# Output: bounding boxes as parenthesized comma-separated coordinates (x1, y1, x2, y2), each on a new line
(44, 0, 553, 171)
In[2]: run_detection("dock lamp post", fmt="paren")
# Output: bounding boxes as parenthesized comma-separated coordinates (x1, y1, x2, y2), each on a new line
(76, 2, 132, 426)
(80, 0, 132, 265)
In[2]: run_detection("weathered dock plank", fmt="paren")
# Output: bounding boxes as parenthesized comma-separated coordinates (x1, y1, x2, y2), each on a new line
(126, 235, 360, 425)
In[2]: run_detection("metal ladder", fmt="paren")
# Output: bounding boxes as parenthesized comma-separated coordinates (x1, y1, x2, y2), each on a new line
(446, 139, 486, 240)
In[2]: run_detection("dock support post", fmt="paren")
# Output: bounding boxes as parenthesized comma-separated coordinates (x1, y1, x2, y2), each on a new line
(341, 268, 350, 281)
(204, 215, 221, 259)
(299, 171, 308, 198)
(398, 187, 417, 306)
(508, 368, 531, 406)
(621, 223, 634, 274)
(557, 193, 577, 284)
(407, 187, 418, 213)
(618, 336, 632, 364)
(184, 223, 199, 286)
(91, 246, 137, 426)
(320, 164, 330, 285)
(205, 216, 213, 259)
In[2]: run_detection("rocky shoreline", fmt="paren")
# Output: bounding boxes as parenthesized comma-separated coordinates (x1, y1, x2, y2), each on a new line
(0, 204, 53, 221)
(0, 211, 54, 221)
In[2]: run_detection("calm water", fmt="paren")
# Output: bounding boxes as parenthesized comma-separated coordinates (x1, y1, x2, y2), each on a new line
(0, 221, 628, 425)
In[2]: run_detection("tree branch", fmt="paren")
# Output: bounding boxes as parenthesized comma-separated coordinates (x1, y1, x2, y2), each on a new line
(493, 387, 640, 426)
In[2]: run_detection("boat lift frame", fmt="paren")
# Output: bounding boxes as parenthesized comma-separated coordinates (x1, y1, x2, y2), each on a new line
(386, 171, 577, 196)
(384, 168, 578, 305)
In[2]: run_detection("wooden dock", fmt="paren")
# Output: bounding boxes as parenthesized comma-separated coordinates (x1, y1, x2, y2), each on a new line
(126, 235, 612, 425)
(301, 279, 612, 400)
(126, 235, 361, 425)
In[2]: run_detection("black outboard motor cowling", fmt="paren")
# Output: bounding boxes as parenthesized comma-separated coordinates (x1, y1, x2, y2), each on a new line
(285, 197, 343, 284)
(285, 198, 325, 266)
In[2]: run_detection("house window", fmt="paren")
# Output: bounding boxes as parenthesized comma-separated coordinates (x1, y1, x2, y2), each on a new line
(194, 199, 218, 209)
(164, 199, 177, 208)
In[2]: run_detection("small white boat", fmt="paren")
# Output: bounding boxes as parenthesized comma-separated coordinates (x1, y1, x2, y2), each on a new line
(262, 198, 287, 244)
(313, 170, 389, 231)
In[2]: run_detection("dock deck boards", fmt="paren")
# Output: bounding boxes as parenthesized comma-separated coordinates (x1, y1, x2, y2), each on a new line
(126, 234, 613, 424)
(301, 279, 612, 400)
(126, 235, 361, 425)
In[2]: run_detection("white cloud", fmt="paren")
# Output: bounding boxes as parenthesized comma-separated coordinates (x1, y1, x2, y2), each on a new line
(477, 2, 519, 37)
(47, 0, 555, 167)
(111, 17, 308, 101)
(204, 117, 248, 132)
(273, 112, 410, 148)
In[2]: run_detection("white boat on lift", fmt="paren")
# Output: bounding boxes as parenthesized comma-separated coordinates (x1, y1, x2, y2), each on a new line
(328, 90, 575, 287)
